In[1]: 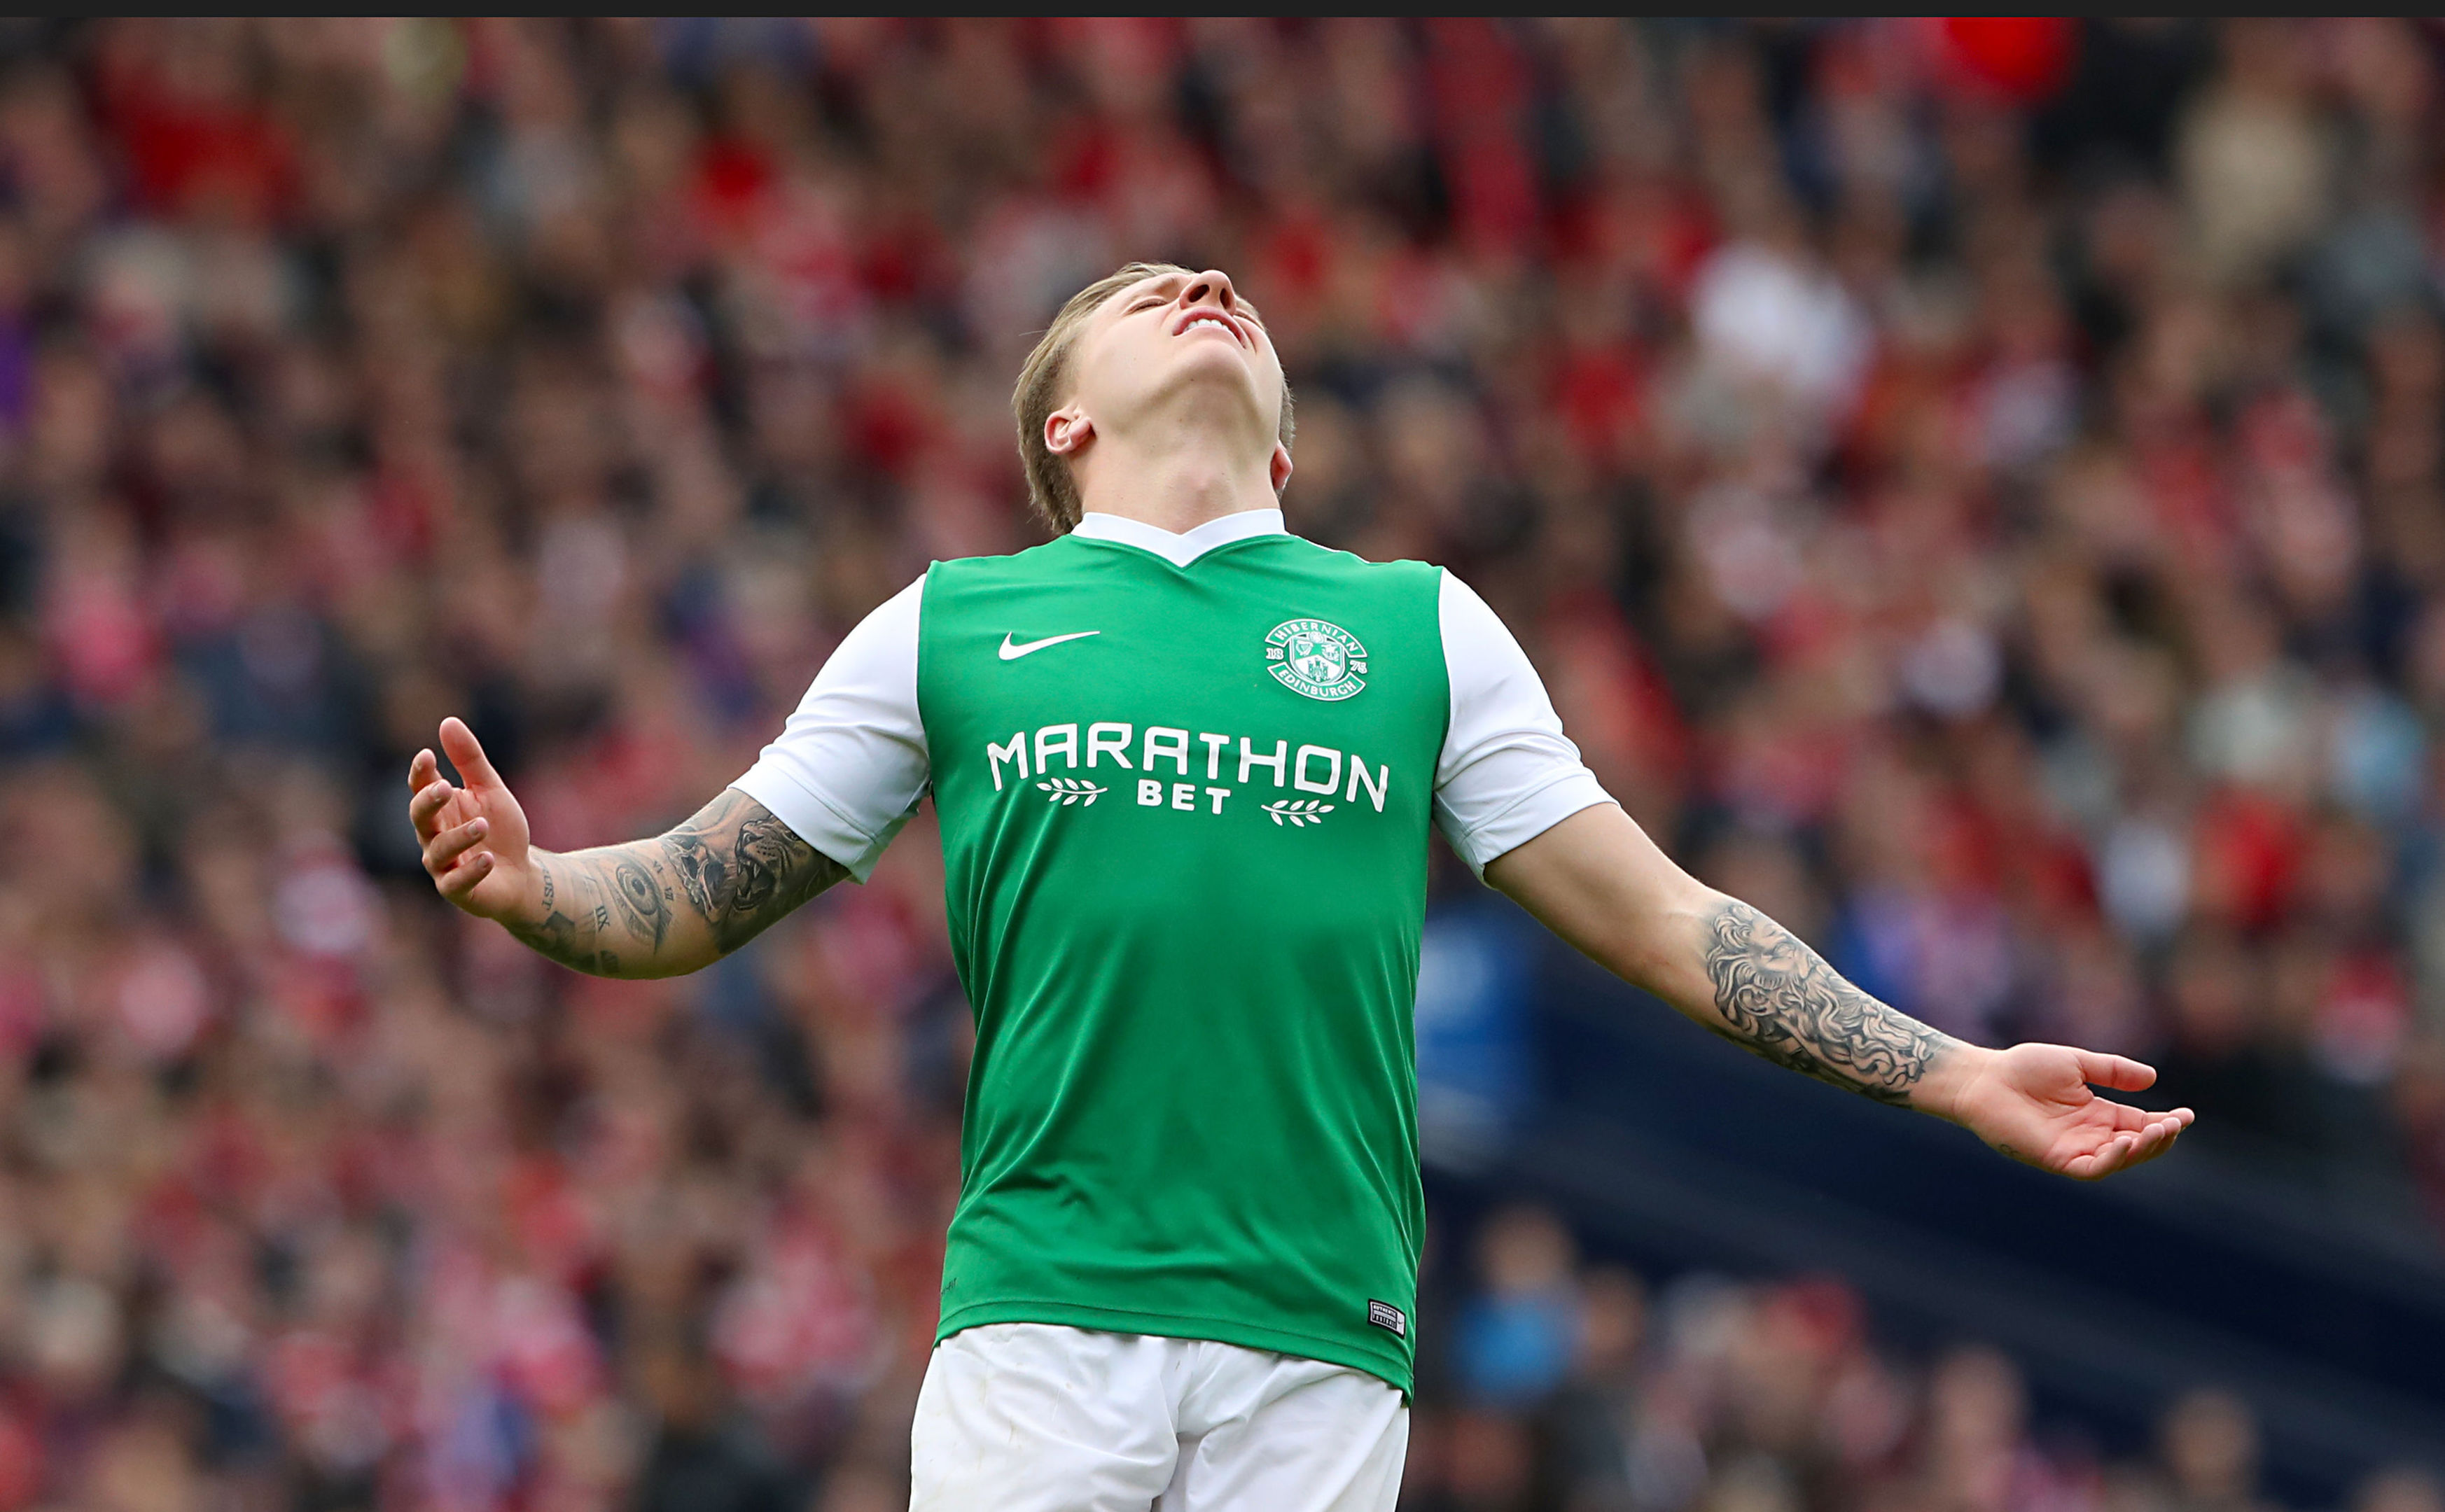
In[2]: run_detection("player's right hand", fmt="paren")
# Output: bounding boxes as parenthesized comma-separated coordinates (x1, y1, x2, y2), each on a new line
(408, 717, 536, 922)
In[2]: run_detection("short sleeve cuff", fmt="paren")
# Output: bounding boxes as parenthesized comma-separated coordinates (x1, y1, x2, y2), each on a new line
(730, 767, 900, 883)
(1442, 771, 1616, 876)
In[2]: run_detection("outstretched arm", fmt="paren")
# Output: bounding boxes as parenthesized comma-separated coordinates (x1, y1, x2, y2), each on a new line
(1484, 804, 2194, 1180)
(408, 718, 847, 978)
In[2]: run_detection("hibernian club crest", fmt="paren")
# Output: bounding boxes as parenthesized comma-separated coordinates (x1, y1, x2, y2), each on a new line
(1265, 618, 1367, 701)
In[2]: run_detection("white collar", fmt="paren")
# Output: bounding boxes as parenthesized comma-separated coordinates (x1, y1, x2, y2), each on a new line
(1071, 507, 1286, 567)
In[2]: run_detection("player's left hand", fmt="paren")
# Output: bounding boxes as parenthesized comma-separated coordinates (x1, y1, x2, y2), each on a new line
(1937, 1043, 2194, 1180)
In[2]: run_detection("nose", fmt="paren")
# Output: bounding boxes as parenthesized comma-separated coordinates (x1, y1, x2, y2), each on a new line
(1180, 269, 1237, 314)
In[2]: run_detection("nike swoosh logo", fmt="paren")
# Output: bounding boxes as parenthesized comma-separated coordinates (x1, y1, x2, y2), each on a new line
(999, 630, 1100, 661)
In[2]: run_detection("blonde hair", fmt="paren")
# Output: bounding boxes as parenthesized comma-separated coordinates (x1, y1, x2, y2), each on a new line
(1012, 261, 1296, 533)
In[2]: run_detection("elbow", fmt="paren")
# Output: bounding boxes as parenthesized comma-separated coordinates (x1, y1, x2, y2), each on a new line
(1622, 883, 1731, 995)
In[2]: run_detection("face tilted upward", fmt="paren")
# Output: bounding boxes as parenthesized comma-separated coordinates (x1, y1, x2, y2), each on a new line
(1059, 268, 1288, 461)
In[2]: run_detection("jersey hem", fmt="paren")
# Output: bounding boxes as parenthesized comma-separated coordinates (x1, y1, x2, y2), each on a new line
(936, 1297, 1415, 1399)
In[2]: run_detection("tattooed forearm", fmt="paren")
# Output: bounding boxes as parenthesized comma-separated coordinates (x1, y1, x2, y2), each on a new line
(660, 789, 848, 953)
(505, 855, 609, 974)
(499, 792, 845, 978)
(506, 851, 649, 976)
(1701, 899, 1956, 1106)
(611, 854, 672, 950)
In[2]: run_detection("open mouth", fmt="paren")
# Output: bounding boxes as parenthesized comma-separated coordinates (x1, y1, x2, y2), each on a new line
(1171, 309, 1247, 348)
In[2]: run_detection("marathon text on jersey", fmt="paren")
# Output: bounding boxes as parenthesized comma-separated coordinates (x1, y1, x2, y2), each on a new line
(983, 721, 1392, 813)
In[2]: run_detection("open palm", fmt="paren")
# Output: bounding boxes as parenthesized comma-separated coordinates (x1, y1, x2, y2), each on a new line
(1950, 1043, 2194, 1180)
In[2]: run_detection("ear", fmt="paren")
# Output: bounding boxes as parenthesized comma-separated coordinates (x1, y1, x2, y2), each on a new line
(1269, 441, 1293, 494)
(1045, 404, 1094, 458)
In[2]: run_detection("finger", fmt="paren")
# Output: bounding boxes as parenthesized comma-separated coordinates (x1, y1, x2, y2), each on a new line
(439, 718, 503, 790)
(2066, 1130, 2138, 1180)
(2122, 1120, 2182, 1172)
(436, 849, 494, 901)
(409, 778, 457, 840)
(424, 817, 490, 875)
(2088, 1100, 2196, 1146)
(408, 748, 439, 794)
(2091, 1098, 2164, 1133)
(2102, 1131, 2142, 1175)
(2073, 1050, 2156, 1092)
(2109, 1117, 2182, 1174)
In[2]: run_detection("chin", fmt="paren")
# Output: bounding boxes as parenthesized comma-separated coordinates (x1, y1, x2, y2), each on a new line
(1152, 346, 1267, 402)
(1169, 337, 1258, 375)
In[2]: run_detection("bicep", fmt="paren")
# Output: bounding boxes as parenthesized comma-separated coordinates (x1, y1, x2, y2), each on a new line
(1482, 802, 1717, 990)
(732, 573, 931, 881)
(660, 790, 851, 954)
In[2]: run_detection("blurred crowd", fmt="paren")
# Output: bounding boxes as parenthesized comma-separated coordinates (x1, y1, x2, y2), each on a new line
(0, 14, 2440, 1511)
(1404, 1205, 2444, 1512)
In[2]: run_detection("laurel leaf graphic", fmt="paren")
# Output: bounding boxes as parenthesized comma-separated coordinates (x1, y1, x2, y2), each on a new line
(1262, 797, 1332, 828)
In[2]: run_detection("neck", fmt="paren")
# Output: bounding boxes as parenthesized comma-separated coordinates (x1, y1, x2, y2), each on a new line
(1071, 421, 1277, 534)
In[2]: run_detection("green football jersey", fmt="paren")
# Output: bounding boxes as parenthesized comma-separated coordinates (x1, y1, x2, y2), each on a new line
(917, 527, 1447, 1390)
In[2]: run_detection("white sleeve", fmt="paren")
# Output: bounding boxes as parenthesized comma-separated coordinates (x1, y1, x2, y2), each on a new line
(730, 573, 931, 882)
(1433, 570, 1616, 874)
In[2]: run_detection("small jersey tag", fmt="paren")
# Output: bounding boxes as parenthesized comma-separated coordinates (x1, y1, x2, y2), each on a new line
(1367, 1299, 1407, 1338)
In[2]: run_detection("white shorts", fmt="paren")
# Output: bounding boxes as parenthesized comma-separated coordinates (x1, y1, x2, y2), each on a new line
(909, 1323, 1409, 1512)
